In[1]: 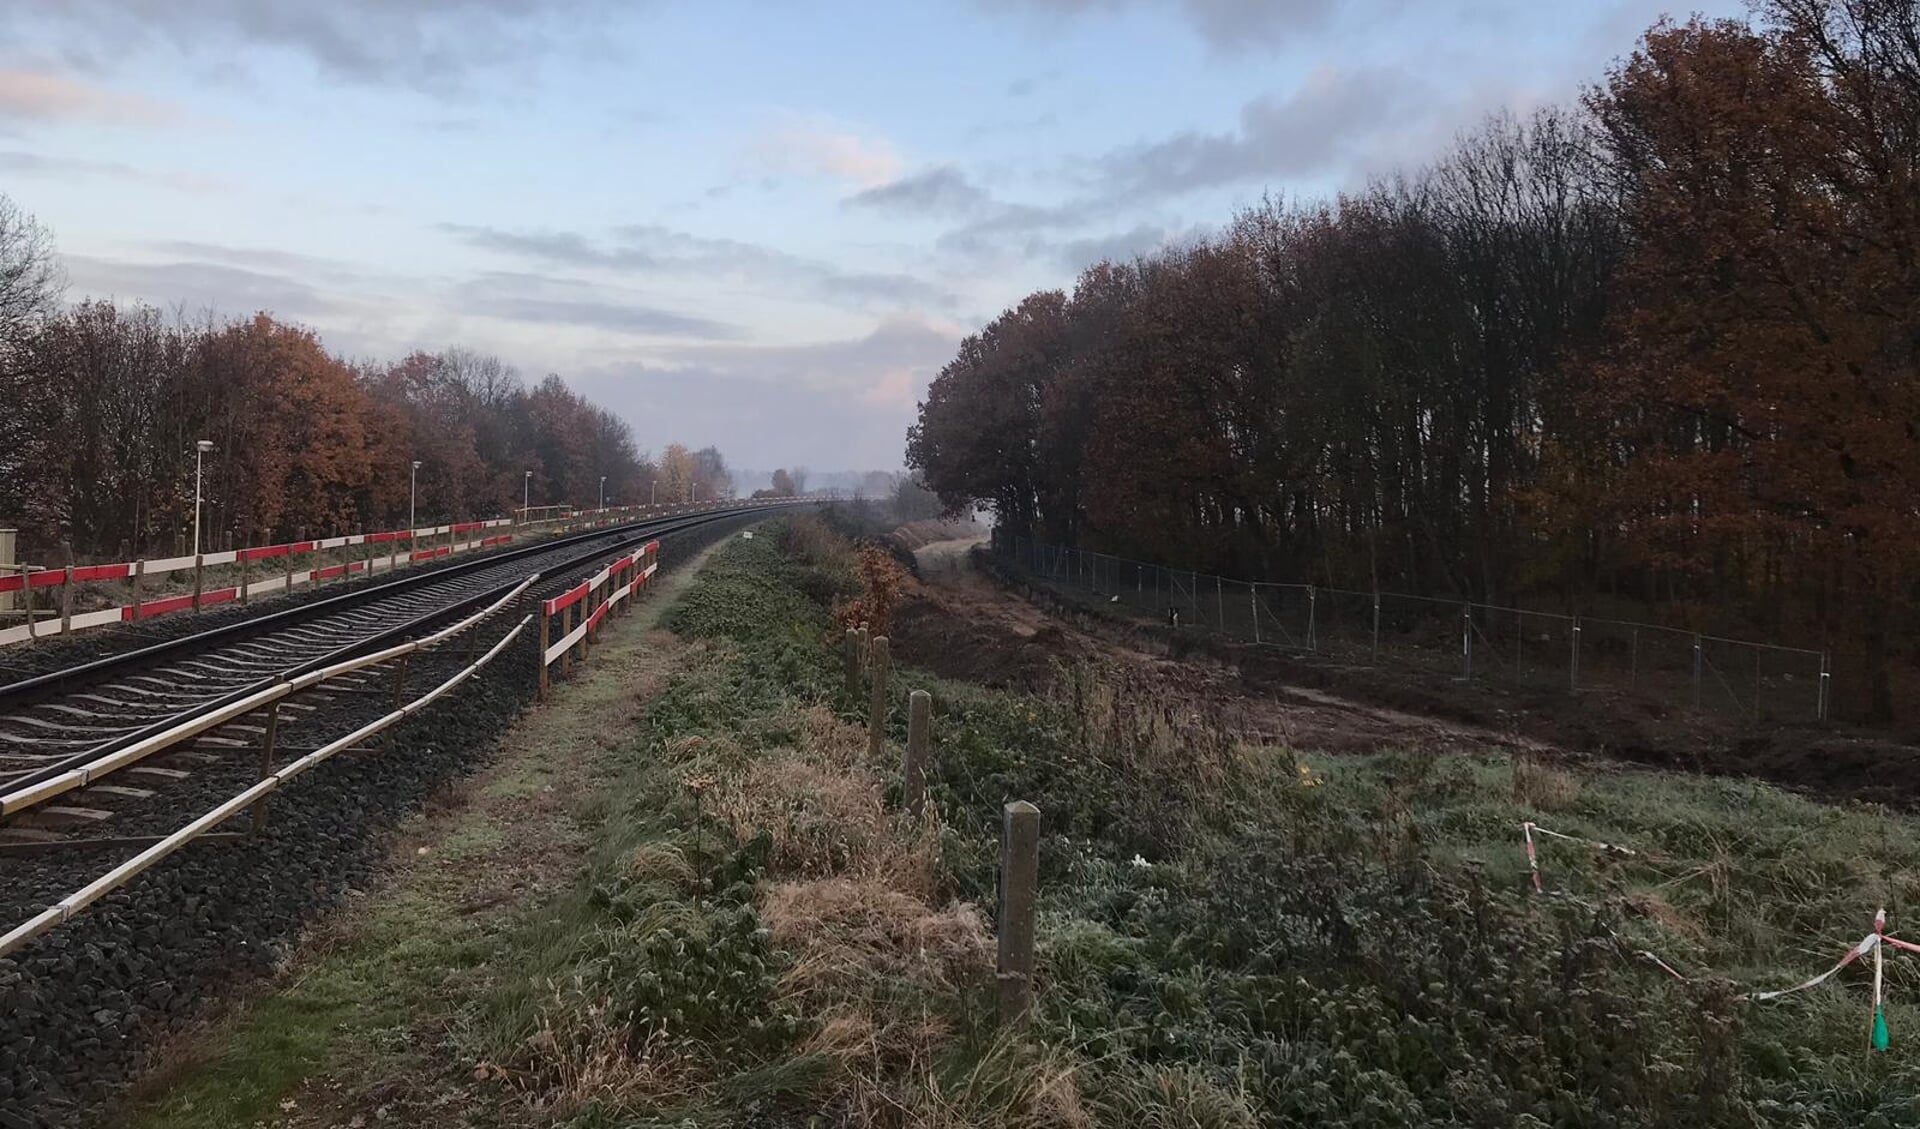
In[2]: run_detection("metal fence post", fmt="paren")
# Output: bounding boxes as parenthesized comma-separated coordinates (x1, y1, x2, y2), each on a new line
(1216, 576, 1224, 635)
(1570, 617, 1581, 692)
(1371, 592, 1381, 658)
(1250, 584, 1261, 645)
(1461, 603, 1473, 680)
(1819, 652, 1830, 721)
(1307, 586, 1318, 652)
(1629, 625, 1639, 690)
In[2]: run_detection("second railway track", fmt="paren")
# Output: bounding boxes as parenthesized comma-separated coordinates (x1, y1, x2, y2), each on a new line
(0, 505, 782, 855)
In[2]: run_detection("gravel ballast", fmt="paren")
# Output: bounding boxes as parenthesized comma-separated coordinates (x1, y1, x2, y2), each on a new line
(0, 513, 770, 1129)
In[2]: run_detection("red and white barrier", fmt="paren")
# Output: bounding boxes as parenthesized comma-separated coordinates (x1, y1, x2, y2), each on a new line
(537, 540, 660, 694)
(3, 501, 797, 649)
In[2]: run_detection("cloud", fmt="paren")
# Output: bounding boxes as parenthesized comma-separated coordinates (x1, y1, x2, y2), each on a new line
(844, 166, 993, 218)
(575, 316, 964, 468)
(451, 271, 743, 340)
(465, 295, 742, 340)
(0, 149, 225, 191)
(979, 0, 1340, 52)
(1095, 66, 1429, 200)
(1053, 224, 1191, 271)
(0, 69, 177, 125)
(0, 0, 612, 93)
(438, 223, 657, 270)
(62, 254, 346, 318)
(751, 115, 901, 187)
(440, 221, 961, 313)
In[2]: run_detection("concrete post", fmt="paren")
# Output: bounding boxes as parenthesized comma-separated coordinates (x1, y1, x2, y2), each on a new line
(903, 689, 931, 816)
(997, 800, 1040, 1024)
(866, 636, 891, 762)
(192, 553, 205, 612)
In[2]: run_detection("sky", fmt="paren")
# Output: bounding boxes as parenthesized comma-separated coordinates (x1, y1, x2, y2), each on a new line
(0, 0, 1749, 473)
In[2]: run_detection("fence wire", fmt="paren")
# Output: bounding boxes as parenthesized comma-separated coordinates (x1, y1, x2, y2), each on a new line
(1001, 536, 1828, 725)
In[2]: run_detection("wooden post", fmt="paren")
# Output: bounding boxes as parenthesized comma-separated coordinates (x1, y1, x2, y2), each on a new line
(60, 562, 74, 634)
(192, 552, 205, 612)
(844, 627, 860, 701)
(250, 698, 281, 836)
(576, 589, 593, 661)
(903, 689, 931, 817)
(284, 550, 295, 595)
(866, 636, 891, 761)
(130, 559, 144, 621)
(561, 603, 575, 677)
(858, 625, 871, 672)
(997, 800, 1040, 1024)
(391, 652, 410, 709)
(239, 551, 251, 604)
(538, 610, 551, 700)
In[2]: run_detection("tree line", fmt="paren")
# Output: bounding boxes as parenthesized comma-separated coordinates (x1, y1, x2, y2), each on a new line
(908, 0, 1920, 721)
(0, 207, 734, 564)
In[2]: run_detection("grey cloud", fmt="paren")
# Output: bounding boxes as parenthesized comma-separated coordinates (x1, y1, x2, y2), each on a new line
(844, 166, 993, 218)
(441, 221, 961, 313)
(981, 0, 1338, 52)
(62, 254, 345, 318)
(453, 271, 744, 340)
(1053, 224, 1181, 272)
(574, 316, 964, 468)
(1096, 66, 1427, 199)
(464, 294, 741, 340)
(437, 223, 657, 270)
(0, 149, 223, 191)
(2, 0, 613, 93)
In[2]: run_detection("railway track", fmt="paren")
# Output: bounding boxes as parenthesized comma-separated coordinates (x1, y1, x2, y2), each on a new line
(0, 504, 777, 853)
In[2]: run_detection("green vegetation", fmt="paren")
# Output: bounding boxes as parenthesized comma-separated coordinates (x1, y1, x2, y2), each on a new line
(132, 520, 1920, 1126)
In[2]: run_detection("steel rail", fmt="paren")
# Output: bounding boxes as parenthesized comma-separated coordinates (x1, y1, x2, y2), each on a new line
(0, 613, 535, 958)
(0, 501, 781, 708)
(0, 574, 541, 818)
(0, 503, 791, 801)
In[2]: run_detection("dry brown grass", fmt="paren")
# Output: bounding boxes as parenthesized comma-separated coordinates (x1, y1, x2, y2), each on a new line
(522, 996, 708, 1120)
(1511, 753, 1580, 811)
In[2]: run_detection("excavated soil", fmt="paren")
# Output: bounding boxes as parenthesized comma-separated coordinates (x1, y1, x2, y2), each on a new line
(891, 543, 1920, 805)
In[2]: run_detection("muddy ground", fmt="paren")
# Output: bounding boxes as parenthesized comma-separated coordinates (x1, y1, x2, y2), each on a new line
(887, 540, 1920, 808)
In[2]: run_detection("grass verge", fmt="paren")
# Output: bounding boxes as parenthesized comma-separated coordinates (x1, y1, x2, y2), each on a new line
(130, 518, 1920, 1127)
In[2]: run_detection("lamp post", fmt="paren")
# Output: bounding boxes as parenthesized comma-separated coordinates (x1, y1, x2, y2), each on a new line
(598, 475, 606, 511)
(650, 481, 656, 506)
(192, 439, 214, 556)
(409, 460, 422, 530)
(523, 470, 532, 520)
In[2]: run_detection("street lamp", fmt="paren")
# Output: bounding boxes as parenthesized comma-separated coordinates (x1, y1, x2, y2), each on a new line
(523, 470, 532, 519)
(598, 476, 606, 511)
(192, 439, 214, 556)
(409, 460, 422, 530)
(650, 481, 656, 506)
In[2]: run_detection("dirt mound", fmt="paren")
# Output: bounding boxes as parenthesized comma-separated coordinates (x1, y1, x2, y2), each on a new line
(887, 519, 983, 552)
(887, 594, 1080, 692)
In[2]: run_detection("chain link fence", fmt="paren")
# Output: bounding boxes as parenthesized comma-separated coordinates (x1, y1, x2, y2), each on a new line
(1003, 536, 1829, 725)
